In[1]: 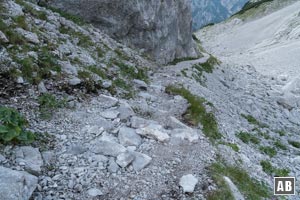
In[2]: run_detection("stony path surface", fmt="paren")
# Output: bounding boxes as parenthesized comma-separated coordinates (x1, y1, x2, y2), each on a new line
(1, 0, 300, 199)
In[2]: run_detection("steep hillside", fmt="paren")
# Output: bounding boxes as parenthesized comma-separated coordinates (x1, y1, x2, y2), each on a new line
(192, 0, 248, 30)
(197, 0, 300, 108)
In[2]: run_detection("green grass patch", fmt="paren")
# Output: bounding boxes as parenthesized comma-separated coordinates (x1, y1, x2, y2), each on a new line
(16, 48, 61, 84)
(87, 65, 107, 79)
(168, 57, 198, 65)
(276, 130, 286, 136)
(219, 142, 239, 152)
(288, 140, 300, 148)
(13, 15, 28, 30)
(208, 162, 270, 200)
(241, 114, 268, 128)
(165, 85, 221, 142)
(0, 106, 35, 143)
(274, 140, 287, 150)
(15, 0, 47, 20)
(259, 146, 277, 158)
(192, 55, 220, 84)
(112, 59, 148, 83)
(236, 131, 260, 144)
(260, 160, 290, 177)
(114, 49, 130, 61)
(38, 93, 66, 119)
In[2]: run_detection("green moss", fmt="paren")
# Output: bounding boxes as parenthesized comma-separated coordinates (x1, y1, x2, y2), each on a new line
(236, 131, 260, 144)
(259, 146, 277, 158)
(165, 85, 221, 142)
(288, 140, 300, 148)
(209, 162, 270, 200)
(260, 160, 290, 177)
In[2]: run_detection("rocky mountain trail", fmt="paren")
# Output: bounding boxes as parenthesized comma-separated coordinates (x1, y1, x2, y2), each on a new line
(1, 0, 300, 199)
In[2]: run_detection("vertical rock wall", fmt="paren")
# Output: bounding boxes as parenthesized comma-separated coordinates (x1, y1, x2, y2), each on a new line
(47, 0, 199, 64)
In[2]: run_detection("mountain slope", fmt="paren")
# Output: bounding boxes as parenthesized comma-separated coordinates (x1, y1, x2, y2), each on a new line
(197, 0, 300, 79)
(192, 0, 248, 30)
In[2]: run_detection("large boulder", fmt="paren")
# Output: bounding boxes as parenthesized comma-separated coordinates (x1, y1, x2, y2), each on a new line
(47, 0, 199, 64)
(0, 167, 38, 200)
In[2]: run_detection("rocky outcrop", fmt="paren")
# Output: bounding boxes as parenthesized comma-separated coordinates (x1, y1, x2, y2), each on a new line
(46, 0, 199, 64)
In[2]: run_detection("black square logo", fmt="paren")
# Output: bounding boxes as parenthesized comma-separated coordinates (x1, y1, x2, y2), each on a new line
(274, 177, 295, 195)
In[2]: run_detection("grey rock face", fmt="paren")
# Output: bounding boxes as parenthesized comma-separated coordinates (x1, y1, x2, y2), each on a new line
(15, 146, 43, 175)
(131, 152, 152, 171)
(118, 126, 142, 147)
(0, 166, 38, 200)
(47, 0, 198, 64)
(90, 140, 126, 157)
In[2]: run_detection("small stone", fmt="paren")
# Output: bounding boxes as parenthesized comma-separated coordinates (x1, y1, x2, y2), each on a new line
(117, 101, 135, 120)
(172, 128, 199, 143)
(16, 76, 24, 84)
(0, 31, 9, 43)
(136, 124, 170, 142)
(131, 152, 152, 171)
(116, 152, 135, 168)
(0, 166, 38, 200)
(69, 77, 81, 86)
(38, 81, 47, 93)
(90, 140, 126, 157)
(108, 158, 119, 173)
(179, 174, 198, 193)
(118, 127, 142, 147)
(97, 95, 119, 108)
(87, 188, 103, 197)
(41, 151, 55, 165)
(16, 28, 40, 44)
(102, 80, 112, 88)
(0, 154, 6, 162)
(100, 110, 120, 119)
(15, 146, 43, 175)
(133, 79, 148, 90)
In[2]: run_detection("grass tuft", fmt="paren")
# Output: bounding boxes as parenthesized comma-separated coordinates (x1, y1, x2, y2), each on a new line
(236, 131, 260, 144)
(165, 85, 221, 142)
(208, 162, 270, 200)
(288, 140, 300, 148)
(259, 146, 277, 158)
(260, 160, 290, 177)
